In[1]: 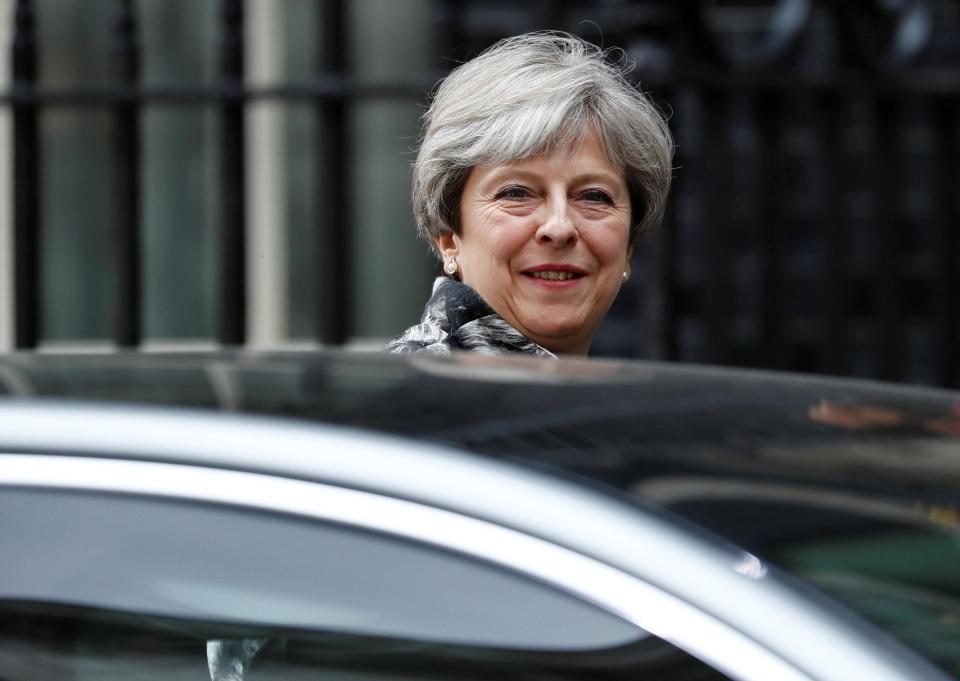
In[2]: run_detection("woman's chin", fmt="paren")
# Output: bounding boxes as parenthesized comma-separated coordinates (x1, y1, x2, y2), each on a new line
(521, 320, 591, 354)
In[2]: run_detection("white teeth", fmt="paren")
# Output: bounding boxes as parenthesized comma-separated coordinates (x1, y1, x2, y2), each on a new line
(530, 271, 577, 281)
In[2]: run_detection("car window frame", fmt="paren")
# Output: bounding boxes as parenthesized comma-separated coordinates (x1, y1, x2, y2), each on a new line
(0, 451, 813, 681)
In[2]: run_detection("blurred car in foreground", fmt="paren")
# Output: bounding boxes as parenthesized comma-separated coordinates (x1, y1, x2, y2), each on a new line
(0, 351, 958, 681)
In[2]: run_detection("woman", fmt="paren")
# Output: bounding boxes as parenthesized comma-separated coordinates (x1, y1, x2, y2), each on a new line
(208, 33, 671, 681)
(386, 32, 673, 357)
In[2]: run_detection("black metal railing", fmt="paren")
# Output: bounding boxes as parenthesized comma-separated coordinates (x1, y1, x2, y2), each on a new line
(314, 0, 349, 346)
(111, 0, 140, 347)
(12, 0, 39, 350)
(6, 0, 959, 388)
(218, 0, 246, 346)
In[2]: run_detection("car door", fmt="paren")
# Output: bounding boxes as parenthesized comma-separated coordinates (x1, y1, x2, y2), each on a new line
(0, 434, 789, 681)
(0, 460, 742, 681)
(0, 403, 950, 681)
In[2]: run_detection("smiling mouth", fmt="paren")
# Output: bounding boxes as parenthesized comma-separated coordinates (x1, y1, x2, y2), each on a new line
(525, 271, 583, 281)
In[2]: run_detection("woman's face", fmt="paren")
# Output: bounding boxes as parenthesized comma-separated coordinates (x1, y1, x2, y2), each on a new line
(435, 130, 632, 356)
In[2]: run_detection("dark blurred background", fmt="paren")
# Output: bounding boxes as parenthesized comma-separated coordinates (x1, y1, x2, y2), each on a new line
(1, 0, 957, 388)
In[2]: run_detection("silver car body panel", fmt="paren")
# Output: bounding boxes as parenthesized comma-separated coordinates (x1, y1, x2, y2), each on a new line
(0, 401, 951, 681)
(1, 453, 810, 681)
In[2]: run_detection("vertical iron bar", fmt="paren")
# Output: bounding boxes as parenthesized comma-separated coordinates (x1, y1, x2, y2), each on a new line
(875, 95, 903, 382)
(656, 85, 680, 361)
(702, 89, 734, 365)
(756, 90, 788, 370)
(314, 0, 349, 344)
(819, 90, 849, 376)
(933, 95, 959, 388)
(657, 10, 697, 363)
(656, 179, 680, 361)
(218, 0, 246, 345)
(12, 0, 39, 349)
(112, 0, 141, 347)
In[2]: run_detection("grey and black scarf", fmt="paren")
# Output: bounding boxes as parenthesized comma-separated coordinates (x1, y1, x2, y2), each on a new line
(385, 276, 555, 358)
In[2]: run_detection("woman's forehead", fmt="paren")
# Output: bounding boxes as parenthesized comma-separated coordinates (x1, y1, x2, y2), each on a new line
(478, 128, 624, 177)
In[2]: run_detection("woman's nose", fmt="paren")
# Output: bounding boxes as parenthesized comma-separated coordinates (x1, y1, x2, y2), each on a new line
(535, 201, 578, 247)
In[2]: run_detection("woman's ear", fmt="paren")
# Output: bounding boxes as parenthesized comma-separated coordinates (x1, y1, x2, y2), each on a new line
(434, 231, 460, 258)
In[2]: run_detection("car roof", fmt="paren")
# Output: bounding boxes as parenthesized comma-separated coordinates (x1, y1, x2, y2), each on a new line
(4, 349, 959, 562)
(0, 351, 957, 681)
(0, 350, 956, 500)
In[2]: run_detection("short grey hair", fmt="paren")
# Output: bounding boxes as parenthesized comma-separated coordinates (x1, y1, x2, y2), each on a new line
(412, 32, 674, 253)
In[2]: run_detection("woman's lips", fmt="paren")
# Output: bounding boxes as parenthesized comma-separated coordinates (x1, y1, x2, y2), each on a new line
(521, 265, 586, 287)
(528, 270, 580, 281)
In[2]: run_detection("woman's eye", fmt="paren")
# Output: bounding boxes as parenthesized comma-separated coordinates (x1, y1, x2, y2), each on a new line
(582, 189, 613, 204)
(495, 186, 530, 200)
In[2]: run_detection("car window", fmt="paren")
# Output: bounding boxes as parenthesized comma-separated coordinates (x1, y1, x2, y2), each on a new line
(0, 487, 735, 681)
(0, 602, 731, 681)
(777, 515, 960, 680)
(0, 488, 638, 649)
(670, 493, 960, 680)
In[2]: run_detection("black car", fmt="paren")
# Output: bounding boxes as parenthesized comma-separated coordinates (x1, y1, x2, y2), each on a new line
(0, 351, 958, 681)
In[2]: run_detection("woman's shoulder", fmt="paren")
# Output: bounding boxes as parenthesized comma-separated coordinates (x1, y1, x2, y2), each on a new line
(383, 332, 452, 355)
(383, 276, 553, 358)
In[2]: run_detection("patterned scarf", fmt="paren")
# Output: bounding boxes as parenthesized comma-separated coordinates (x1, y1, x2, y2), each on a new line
(385, 276, 555, 358)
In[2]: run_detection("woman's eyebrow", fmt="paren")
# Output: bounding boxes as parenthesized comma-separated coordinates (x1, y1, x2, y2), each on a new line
(571, 172, 625, 188)
(481, 169, 624, 187)
(481, 168, 542, 185)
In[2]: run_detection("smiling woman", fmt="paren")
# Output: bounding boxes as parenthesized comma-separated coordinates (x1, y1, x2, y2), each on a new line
(447, 130, 632, 355)
(385, 32, 674, 357)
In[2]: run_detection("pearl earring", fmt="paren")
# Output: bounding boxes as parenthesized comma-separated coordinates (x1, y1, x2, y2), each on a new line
(446, 259, 459, 276)
(621, 271, 630, 284)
